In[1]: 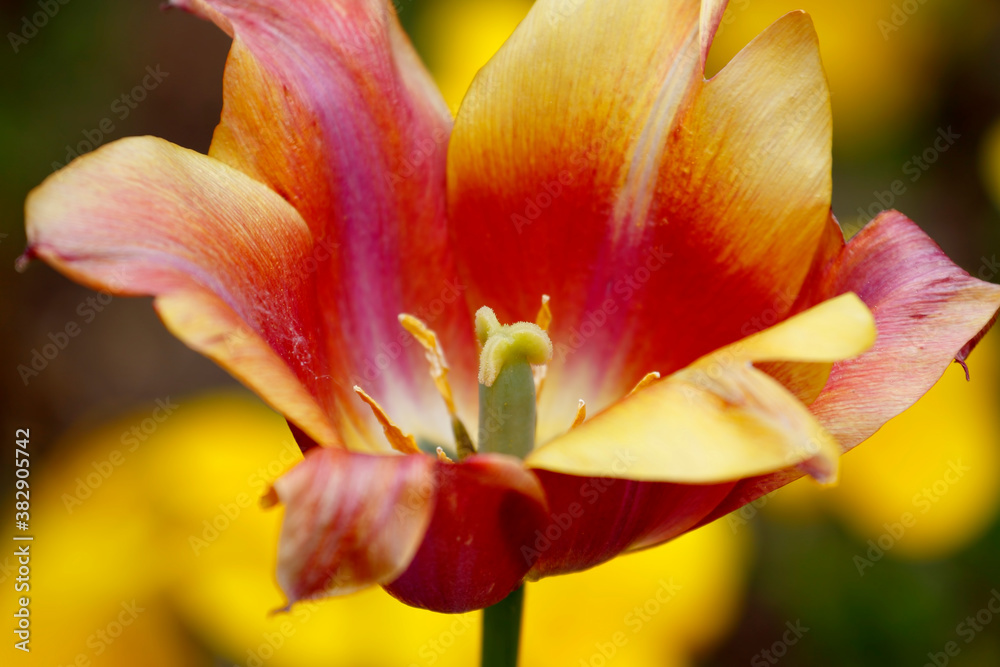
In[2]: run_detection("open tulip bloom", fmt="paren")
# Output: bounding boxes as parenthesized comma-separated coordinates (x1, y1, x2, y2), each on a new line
(20, 0, 1000, 663)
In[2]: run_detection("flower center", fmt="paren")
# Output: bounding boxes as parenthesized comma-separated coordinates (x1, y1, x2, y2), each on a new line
(474, 307, 553, 459)
(356, 303, 553, 460)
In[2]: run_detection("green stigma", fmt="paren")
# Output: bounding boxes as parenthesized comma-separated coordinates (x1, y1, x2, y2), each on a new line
(474, 306, 553, 459)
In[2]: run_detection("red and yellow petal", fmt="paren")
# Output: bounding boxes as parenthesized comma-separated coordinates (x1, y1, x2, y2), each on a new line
(271, 447, 437, 603)
(447, 0, 702, 436)
(526, 295, 874, 484)
(609, 9, 834, 401)
(449, 3, 835, 440)
(526, 472, 733, 579)
(170, 0, 478, 444)
(521, 297, 871, 579)
(384, 454, 548, 613)
(272, 449, 548, 614)
(699, 0, 729, 65)
(692, 211, 1000, 524)
(24, 137, 342, 447)
(521, 294, 874, 572)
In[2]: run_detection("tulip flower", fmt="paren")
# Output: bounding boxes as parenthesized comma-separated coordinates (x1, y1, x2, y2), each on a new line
(6, 390, 747, 667)
(19, 0, 1000, 663)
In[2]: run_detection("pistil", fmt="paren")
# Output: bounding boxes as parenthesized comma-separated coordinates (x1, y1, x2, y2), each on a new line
(474, 307, 552, 459)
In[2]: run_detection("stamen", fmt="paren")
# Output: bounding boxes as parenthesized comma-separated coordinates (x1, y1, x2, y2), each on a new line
(398, 313, 475, 458)
(475, 306, 553, 459)
(398, 314, 457, 415)
(571, 399, 587, 429)
(353, 385, 421, 455)
(533, 295, 552, 400)
(436, 447, 454, 463)
(628, 372, 661, 396)
(535, 294, 552, 330)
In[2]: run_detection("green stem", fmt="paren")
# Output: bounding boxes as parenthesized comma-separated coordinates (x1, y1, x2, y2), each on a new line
(481, 585, 524, 667)
(474, 307, 547, 667)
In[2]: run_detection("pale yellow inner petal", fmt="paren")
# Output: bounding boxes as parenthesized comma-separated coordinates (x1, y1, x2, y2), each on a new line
(526, 295, 875, 484)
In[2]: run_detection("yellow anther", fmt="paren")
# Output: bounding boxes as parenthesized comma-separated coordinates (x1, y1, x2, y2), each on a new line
(353, 385, 421, 455)
(398, 313, 456, 415)
(533, 295, 552, 400)
(436, 447, 454, 463)
(475, 306, 553, 387)
(628, 372, 661, 396)
(535, 294, 552, 331)
(571, 399, 587, 429)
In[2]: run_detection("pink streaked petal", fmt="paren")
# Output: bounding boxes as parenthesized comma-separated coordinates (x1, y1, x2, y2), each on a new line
(384, 454, 548, 613)
(156, 292, 341, 447)
(170, 0, 477, 443)
(692, 211, 1000, 528)
(25, 136, 342, 447)
(806, 211, 1000, 449)
(526, 471, 733, 579)
(272, 447, 436, 603)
